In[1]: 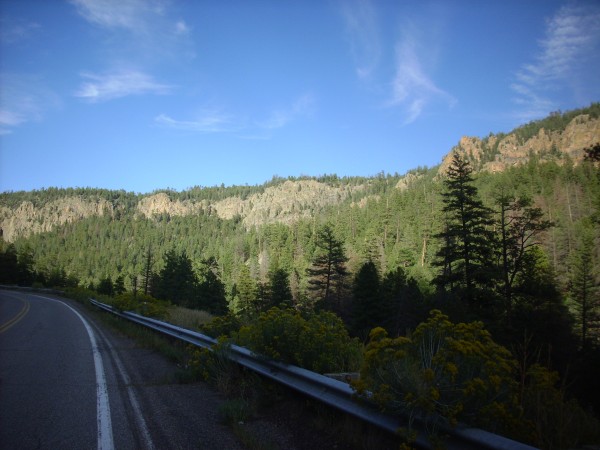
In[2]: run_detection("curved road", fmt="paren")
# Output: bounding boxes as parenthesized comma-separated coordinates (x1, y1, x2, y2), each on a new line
(0, 290, 246, 450)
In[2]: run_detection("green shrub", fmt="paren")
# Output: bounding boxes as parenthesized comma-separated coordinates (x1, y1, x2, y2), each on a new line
(200, 313, 242, 339)
(167, 305, 213, 330)
(113, 292, 170, 319)
(219, 398, 253, 425)
(63, 286, 100, 303)
(521, 363, 600, 449)
(189, 342, 240, 392)
(236, 307, 362, 373)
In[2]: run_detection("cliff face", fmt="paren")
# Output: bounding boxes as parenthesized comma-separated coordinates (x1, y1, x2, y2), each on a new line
(0, 197, 114, 242)
(212, 180, 363, 227)
(136, 193, 206, 218)
(439, 114, 600, 174)
(2, 111, 598, 243)
(0, 180, 364, 242)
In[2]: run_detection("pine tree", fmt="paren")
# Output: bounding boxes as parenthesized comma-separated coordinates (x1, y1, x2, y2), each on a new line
(351, 260, 383, 339)
(154, 250, 197, 307)
(381, 266, 424, 336)
(495, 194, 552, 320)
(16, 245, 36, 286)
(0, 243, 18, 284)
(235, 264, 259, 318)
(306, 223, 348, 311)
(197, 257, 228, 315)
(97, 276, 114, 296)
(569, 219, 600, 349)
(434, 152, 497, 310)
(113, 275, 126, 295)
(268, 267, 293, 309)
(142, 246, 154, 296)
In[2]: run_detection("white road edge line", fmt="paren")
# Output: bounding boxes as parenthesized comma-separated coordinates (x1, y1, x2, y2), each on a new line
(33, 295, 114, 450)
(92, 323, 155, 450)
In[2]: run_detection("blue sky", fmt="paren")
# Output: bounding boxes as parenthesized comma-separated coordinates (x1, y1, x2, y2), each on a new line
(1, 0, 599, 194)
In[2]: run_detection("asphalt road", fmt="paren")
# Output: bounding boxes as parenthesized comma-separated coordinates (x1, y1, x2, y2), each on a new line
(0, 290, 246, 450)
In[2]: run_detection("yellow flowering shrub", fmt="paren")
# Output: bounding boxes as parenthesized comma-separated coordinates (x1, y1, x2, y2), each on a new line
(354, 310, 521, 438)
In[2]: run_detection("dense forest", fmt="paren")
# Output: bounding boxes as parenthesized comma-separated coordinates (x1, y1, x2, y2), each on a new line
(1, 106, 600, 448)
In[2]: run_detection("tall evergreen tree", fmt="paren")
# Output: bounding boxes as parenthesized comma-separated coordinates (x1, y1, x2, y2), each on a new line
(268, 267, 293, 309)
(0, 243, 18, 284)
(495, 194, 552, 320)
(234, 263, 259, 318)
(154, 250, 197, 307)
(434, 152, 497, 310)
(113, 274, 126, 295)
(197, 257, 228, 315)
(584, 143, 600, 225)
(97, 276, 115, 296)
(306, 223, 348, 311)
(142, 246, 154, 296)
(351, 260, 383, 339)
(16, 245, 36, 286)
(569, 219, 600, 349)
(381, 266, 425, 336)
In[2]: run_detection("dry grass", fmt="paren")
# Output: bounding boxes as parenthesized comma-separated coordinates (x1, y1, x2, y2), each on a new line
(167, 305, 214, 330)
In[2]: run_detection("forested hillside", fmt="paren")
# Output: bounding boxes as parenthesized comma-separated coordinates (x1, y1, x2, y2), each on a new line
(2, 106, 600, 447)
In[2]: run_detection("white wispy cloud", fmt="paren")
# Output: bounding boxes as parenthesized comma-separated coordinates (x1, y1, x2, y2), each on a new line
(174, 20, 190, 36)
(155, 111, 238, 134)
(0, 19, 40, 44)
(75, 70, 172, 102)
(69, 0, 194, 62)
(512, 3, 600, 120)
(0, 74, 60, 135)
(155, 94, 315, 136)
(259, 94, 316, 130)
(340, 0, 380, 79)
(69, 0, 164, 33)
(340, 2, 454, 124)
(389, 36, 455, 124)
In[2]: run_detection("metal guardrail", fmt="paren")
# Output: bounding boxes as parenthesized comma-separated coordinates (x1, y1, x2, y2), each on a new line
(89, 298, 538, 450)
(0, 284, 64, 296)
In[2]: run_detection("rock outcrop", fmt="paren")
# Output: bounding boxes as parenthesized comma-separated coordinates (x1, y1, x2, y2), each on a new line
(213, 180, 363, 228)
(0, 197, 114, 242)
(136, 193, 206, 218)
(2, 111, 598, 242)
(439, 114, 600, 175)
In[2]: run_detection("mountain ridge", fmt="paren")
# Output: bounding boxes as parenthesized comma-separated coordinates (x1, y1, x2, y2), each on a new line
(1, 104, 599, 243)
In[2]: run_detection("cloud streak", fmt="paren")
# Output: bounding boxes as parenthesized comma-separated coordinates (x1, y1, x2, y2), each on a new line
(0, 19, 40, 44)
(512, 2, 600, 120)
(0, 74, 60, 135)
(75, 70, 172, 102)
(340, 0, 380, 79)
(340, 3, 454, 124)
(259, 94, 316, 130)
(69, 0, 193, 61)
(156, 94, 316, 136)
(155, 111, 238, 134)
(389, 36, 455, 124)
(69, 0, 164, 33)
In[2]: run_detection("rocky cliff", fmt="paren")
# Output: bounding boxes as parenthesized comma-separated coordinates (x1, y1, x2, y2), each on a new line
(3, 109, 599, 243)
(439, 114, 600, 174)
(135, 192, 206, 218)
(212, 180, 363, 228)
(0, 197, 114, 242)
(0, 180, 365, 242)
